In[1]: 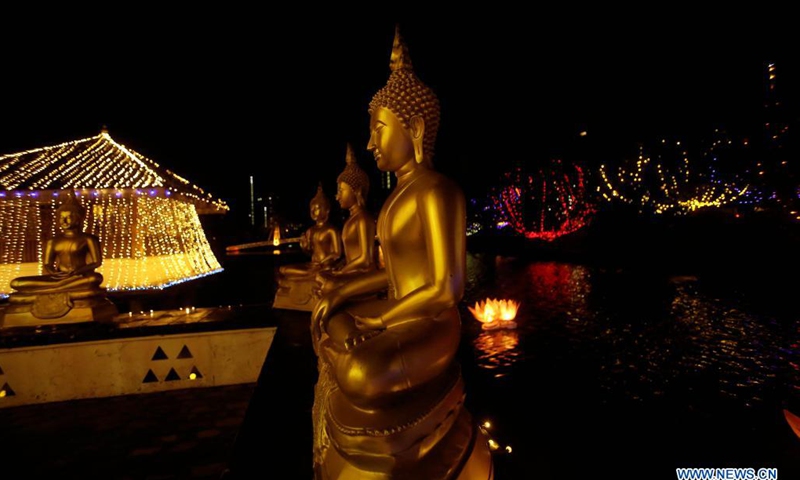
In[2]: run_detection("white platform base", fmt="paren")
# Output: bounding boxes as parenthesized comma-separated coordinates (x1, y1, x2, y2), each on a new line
(0, 326, 275, 408)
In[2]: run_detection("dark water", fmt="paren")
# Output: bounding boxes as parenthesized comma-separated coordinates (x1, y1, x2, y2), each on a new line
(144, 246, 800, 479)
(458, 253, 800, 479)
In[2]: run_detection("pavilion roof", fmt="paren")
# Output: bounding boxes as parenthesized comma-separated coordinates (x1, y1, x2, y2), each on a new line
(0, 128, 227, 213)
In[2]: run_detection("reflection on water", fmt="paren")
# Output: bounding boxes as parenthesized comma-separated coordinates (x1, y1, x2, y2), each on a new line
(667, 282, 788, 407)
(525, 262, 592, 319)
(473, 330, 520, 376)
(466, 255, 594, 374)
(464, 252, 796, 411)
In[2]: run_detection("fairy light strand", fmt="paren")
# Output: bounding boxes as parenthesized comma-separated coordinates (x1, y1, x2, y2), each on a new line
(0, 130, 228, 212)
(489, 161, 594, 241)
(0, 128, 227, 297)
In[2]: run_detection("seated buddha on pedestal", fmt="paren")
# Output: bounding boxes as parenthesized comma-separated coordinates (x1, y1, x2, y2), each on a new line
(273, 184, 342, 311)
(2, 190, 118, 328)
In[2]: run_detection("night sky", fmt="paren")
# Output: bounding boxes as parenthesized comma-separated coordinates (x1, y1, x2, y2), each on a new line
(2, 15, 796, 224)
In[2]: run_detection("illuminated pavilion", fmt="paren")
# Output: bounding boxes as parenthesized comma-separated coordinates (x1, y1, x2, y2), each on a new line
(0, 128, 228, 298)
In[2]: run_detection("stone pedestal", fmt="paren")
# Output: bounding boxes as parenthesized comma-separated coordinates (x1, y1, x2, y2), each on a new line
(1, 291, 119, 328)
(272, 278, 318, 312)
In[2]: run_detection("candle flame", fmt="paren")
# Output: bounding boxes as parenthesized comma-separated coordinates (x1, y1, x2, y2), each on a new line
(272, 225, 281, 246)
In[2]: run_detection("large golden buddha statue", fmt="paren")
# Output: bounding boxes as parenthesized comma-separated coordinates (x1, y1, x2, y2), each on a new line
(273, 184, 342, 311)
(1, 190, 118, 327)
(310, 27, 494, 479)
(315, 143, 377, 296)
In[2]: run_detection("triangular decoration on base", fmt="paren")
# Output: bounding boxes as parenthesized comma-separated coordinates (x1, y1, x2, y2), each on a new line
(1, 382, 16, 397)
(0, 364, 4, 375)
(151, 346, 168, 361)
(189, 366, 203, 380)
(177, 345, 193, 359)
(165, 368, 181, 382)
(142, 370, 159, 383)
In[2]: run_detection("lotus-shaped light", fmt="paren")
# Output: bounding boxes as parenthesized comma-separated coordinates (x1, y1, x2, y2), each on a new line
(468, 298, 519, 330)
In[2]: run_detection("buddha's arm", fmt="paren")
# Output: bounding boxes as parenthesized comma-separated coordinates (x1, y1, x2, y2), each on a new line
(364, 186, 466, 329)
(338, 218, 374, 274)
(312, 268, 388, 327)
(42, 239, 59, 275)
(317, 229, 342, 266)
(73, 236, 102, 275)
(299, 229, 312, 253)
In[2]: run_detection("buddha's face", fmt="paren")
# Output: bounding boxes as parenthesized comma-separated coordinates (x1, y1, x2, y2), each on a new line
(58, 209, 81, 230)
(310, 202, 328, 222)
(368, 107, 414, 173)
(336, 182, 357, 209)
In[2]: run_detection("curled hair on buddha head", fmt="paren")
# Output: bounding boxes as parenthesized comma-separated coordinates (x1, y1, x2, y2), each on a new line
(310, 182, 331, 222)
(337, 143, 370, 206)
(56, 189, 86, 220)
(368, 24, 441, 167)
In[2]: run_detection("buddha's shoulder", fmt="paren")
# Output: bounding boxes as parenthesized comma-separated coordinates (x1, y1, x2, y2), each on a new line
(413, 170, 463, 196)
(350, 209, 376, 223)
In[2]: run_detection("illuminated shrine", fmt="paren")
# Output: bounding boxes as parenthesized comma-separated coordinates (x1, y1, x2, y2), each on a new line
(0, 128, 227, 297)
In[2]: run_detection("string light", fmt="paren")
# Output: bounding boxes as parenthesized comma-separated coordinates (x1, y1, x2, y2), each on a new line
(599, 137, 747, 215)
(0, 129, 226, 297)
(0, 130, 228, 213)
(489, 160, 593, 241)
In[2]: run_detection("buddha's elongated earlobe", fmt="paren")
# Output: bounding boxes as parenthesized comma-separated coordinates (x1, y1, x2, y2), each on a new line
(410, 116, 425, 165)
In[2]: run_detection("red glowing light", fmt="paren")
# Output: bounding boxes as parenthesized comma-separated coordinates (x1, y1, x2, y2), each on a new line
(490, 161, 593, 241)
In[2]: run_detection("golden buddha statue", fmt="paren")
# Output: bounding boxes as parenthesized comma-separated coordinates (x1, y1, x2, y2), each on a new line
(273, 184, 342, 311)
(310, 26, 493, 479)
(315, 143, 377, 296)
(2, 190, 118, 327)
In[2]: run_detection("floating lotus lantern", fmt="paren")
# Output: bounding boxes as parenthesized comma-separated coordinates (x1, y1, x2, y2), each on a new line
(468, 298, 520, 330)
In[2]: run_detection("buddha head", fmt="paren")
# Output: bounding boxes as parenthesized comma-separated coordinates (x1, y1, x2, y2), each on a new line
(55, 190, 86, 231)
(336, 143, 370, 209)
(309, 183, 331, 223)
(368, 25, 440, 170)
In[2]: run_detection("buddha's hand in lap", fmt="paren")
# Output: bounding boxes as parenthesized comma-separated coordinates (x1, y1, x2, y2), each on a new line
(311, 293, 340, 345)
(344, 328, 382, 351)
(352, 314, 383, 331)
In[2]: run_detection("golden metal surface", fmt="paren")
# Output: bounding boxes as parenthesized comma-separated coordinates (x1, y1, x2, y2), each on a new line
(274, 184, 342, 311)
(311, 26, 493, 479)
(316, 144, 377, 296)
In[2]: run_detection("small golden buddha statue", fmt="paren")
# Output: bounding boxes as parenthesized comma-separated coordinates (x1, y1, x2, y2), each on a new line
(315, 143, 377, 296)
(273, 184, 342, 311)
(311, 26, 493, 479)
(2, 190, 118, 327)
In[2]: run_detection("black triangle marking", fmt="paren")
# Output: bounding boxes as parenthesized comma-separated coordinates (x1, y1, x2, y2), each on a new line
(143, 370, 159, 383)
(177, 345, 193, 359)
(165, 368, 181, 381)
(151, 346, 168, 360)
(189, 366, 203, 380)
(0, 364, 4, 375)
(1, 382, 16, 396)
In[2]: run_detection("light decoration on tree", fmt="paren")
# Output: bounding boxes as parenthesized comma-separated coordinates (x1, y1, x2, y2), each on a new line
(0, 129, 226, 297)
(599, 139, 747, 215)
(489, 160, 593, 241)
